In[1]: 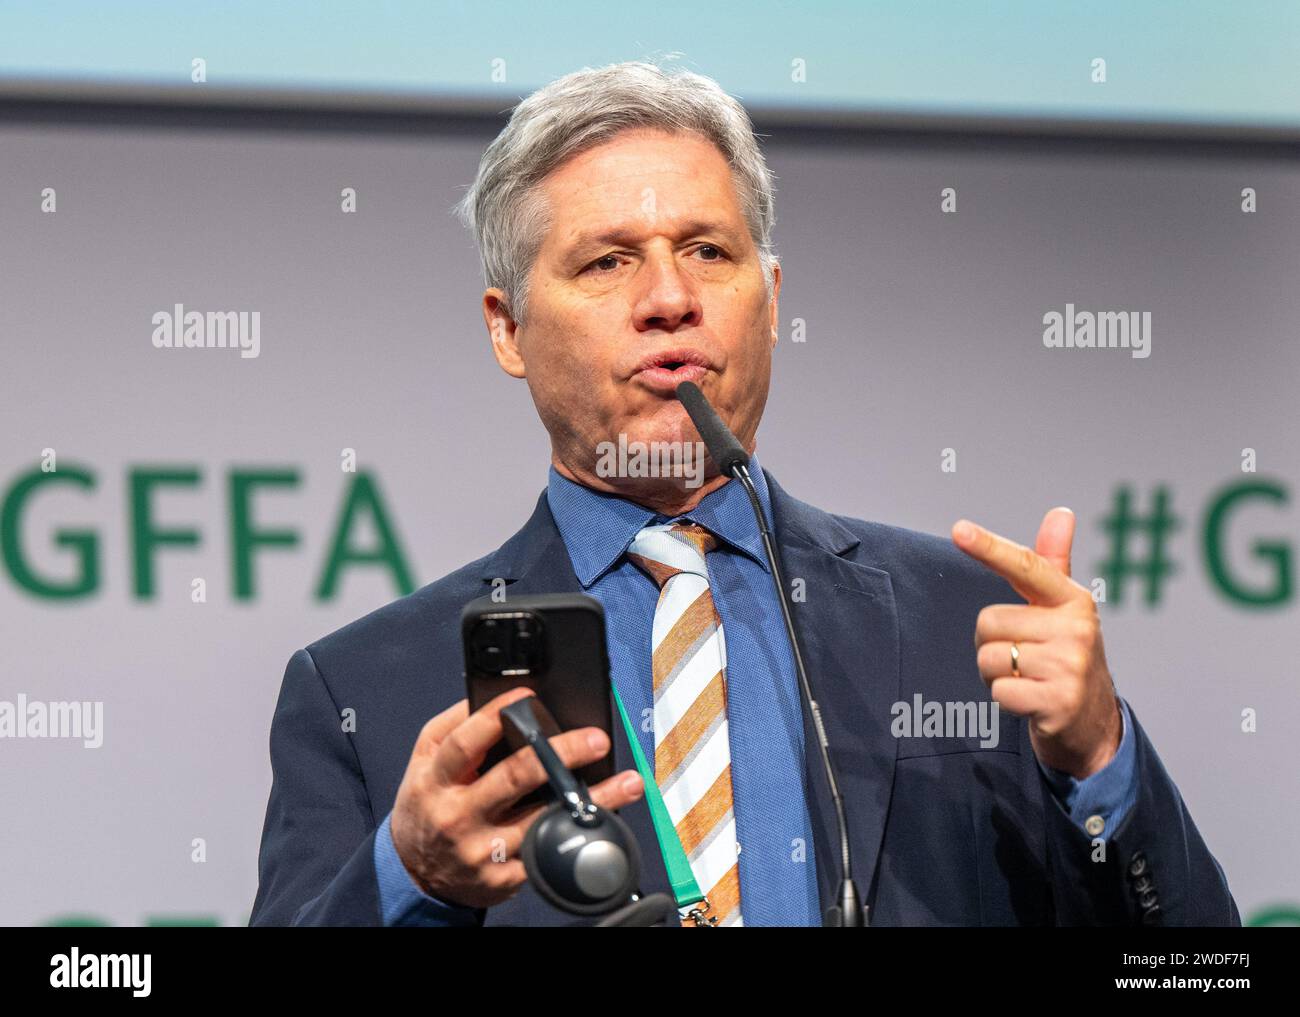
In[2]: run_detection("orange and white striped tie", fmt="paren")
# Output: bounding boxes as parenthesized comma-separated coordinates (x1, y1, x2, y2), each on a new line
(626, 522, 743, 927)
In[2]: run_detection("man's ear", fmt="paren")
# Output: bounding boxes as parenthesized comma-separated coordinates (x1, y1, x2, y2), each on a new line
(768, 261, 782, 349)
(483, 289, 526, 378)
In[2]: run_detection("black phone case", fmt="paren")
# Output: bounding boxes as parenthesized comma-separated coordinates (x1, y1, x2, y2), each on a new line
(461, 593, 616, 808)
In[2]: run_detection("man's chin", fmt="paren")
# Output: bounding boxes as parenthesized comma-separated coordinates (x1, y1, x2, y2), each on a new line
(591, 429, 718, 489)
(635, 391, 716, 439)
(568, 416, 717, 492)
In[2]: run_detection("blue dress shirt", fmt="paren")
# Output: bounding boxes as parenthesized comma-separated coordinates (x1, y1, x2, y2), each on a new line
(372, 456, 1138, 925)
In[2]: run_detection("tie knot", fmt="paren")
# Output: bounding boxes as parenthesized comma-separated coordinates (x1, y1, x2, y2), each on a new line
(669, 522, 718, 557)
(626, 522, 717, 588)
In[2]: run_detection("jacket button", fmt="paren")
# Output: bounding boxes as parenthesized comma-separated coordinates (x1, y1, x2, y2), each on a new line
(1139, 890, 1159, 910)
(1128, 853, 1148, 878)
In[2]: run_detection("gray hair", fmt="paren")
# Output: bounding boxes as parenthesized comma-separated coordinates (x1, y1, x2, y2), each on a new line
(453, 60, 778, 326)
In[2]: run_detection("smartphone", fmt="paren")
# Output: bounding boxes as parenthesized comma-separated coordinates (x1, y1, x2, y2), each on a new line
(461, 592, 616, 809)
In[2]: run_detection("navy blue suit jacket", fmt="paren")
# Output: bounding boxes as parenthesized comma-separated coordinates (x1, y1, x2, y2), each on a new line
(249, 471, 1239, 926)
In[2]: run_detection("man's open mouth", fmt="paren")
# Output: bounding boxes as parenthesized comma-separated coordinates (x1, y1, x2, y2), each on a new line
(632, 349, 713, 392)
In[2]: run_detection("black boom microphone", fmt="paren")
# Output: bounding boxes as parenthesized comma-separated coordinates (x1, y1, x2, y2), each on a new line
(675, 380, 865, 928)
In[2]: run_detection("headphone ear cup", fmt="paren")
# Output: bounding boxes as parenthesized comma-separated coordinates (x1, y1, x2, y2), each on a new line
(521, 804, 642, 917)
(518, 803, 552, 896)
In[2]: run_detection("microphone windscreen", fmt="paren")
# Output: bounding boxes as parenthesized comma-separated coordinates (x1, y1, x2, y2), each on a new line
(675, 380, 750, 475)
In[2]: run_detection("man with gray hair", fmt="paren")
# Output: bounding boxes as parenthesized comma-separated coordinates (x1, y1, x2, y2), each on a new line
(250, 60, 1236, 926)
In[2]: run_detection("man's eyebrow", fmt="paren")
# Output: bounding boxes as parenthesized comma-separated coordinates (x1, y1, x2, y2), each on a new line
(560, 219, 746, 262)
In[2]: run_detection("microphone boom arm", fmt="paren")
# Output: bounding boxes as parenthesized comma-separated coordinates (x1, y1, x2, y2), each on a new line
(675, 379, 865, 927)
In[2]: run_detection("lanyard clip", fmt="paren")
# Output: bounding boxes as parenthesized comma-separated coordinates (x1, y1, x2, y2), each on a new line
(681, 899, 719, 927)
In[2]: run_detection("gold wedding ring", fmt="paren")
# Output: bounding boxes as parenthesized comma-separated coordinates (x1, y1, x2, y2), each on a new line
(1010, 642, 1021, 677)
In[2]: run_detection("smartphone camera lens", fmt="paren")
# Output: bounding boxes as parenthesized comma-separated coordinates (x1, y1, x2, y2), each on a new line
(473, 613, 544, 675)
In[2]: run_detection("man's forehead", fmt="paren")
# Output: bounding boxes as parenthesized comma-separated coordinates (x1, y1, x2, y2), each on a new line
(561, 217, 746, 252)
(541, 131, 739, 211)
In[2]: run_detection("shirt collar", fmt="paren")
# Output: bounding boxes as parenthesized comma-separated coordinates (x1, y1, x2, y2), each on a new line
(546, 452, 775, 589)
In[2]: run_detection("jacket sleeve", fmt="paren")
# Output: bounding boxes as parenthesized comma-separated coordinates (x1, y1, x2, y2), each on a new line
(1038, 701, 1240, 926)
(249, 647, 385, 926)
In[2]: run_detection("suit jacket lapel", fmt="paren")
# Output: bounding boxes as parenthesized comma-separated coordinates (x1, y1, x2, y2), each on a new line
(765, 470, 901, 922)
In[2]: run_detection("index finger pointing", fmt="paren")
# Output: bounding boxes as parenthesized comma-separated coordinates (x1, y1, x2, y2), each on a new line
(952, 519, 1075, 606)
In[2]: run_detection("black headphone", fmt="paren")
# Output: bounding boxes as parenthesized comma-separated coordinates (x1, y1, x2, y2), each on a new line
(500, 698, 643, 917)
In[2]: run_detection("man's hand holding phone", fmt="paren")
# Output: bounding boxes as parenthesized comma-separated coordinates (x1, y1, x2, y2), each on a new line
(389, 686, 645, 909)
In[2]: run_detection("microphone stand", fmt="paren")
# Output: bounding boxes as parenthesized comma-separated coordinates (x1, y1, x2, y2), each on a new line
(674, 380, 865, 927)
(730, 462, 865, 928)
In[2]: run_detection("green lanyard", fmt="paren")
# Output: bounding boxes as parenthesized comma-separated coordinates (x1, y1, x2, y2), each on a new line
(611, 685, 706, 911)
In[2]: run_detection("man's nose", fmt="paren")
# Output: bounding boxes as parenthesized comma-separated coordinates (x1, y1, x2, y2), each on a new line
(633, 253, 701, 332)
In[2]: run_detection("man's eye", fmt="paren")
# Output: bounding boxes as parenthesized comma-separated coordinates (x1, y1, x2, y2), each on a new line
(584, 246, 725, 274)
(587, 254, 622, 274)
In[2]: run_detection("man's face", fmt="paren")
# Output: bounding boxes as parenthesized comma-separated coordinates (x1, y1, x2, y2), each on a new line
(483, 126, 780, 495)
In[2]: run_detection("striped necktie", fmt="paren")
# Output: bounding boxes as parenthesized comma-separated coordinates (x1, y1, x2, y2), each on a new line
(626, 521, 743, 927)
